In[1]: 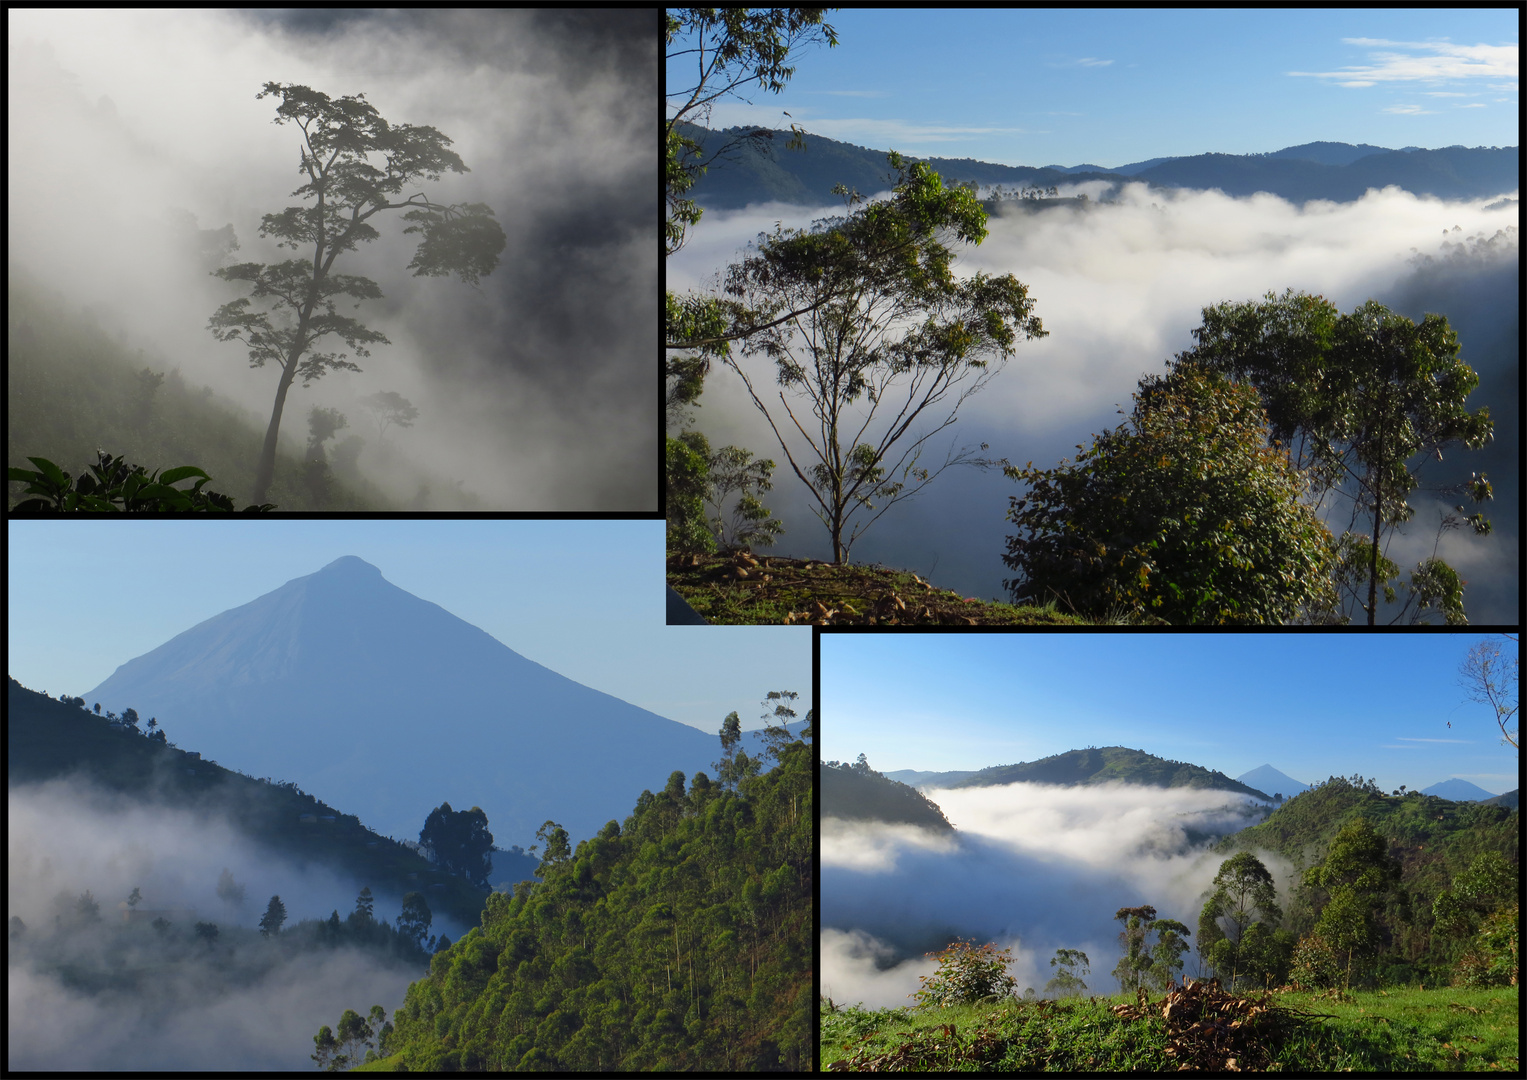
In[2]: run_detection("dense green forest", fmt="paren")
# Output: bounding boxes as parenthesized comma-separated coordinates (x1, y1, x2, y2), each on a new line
(7, 678, 489, 929)
(950, 746, 1273, 801)
(822, 755, 955, 834)
(1212, 772, 1520, 987)
(338, 722, 815, 1071)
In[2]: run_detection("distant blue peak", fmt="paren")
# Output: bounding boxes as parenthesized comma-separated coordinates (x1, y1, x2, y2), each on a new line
(318, 556, 382, 577)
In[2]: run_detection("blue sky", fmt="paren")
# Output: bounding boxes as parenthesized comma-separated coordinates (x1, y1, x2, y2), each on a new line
(7, 521, 810, 735)
(822, 633, 1518, 795)
(669, 8, 1519, 167)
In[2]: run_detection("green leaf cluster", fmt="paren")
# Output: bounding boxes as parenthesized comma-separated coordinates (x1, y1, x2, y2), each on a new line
(1002, 363, 1334, 623)
(911, 939, 1017, 1008)
(366, 739, 813, 1071)
(9, 451, 275, 512)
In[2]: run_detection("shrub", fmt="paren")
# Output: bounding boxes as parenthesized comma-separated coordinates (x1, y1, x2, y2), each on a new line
(1289, 932, 1342, 990)
(1453, 902, 1518, 988)
(911, 938, 1017, 1008)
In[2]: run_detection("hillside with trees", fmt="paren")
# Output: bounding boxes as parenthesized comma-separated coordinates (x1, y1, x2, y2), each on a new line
(951, 746, 1272, 801)
(339, 715, 814, 1071)
(1211, 773, 1519, 988)
(823, 755, 956, 834)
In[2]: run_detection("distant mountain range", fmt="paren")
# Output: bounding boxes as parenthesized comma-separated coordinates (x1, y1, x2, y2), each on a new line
(676, 122, 1518, 209)
(81, 556, 801, 846)
(1236, 764, 1310, 801)
(882, 768, 979, 788)
(948, 746, 1272, 800)
(1421, 778, 1499, 802)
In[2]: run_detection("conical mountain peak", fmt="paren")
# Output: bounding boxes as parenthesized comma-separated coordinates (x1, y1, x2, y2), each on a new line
(83, 560, 723, 844)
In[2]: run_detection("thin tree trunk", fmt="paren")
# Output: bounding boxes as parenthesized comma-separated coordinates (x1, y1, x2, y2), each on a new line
(253, 364, 299, 503)
(1366, 465, 1381, 627)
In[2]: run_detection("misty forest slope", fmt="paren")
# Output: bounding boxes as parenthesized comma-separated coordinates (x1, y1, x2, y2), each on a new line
(6, 272, 391, 511)
(354, 737, 814, 1071)
(951, 745, 1273, 801)
(6, 678, 488, 930)
(678, 122, 1519, 208)
(822, 758, 956, 833)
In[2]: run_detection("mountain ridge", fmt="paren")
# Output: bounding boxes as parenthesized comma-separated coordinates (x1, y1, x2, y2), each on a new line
(948, 745, 1272, 800)
(677, 122, 1518, 208)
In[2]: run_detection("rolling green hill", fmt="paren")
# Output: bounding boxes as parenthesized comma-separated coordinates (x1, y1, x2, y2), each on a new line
(950, 745, 1272, 801)
(6, 677, 488, 928)
(823, 758, 956, 833)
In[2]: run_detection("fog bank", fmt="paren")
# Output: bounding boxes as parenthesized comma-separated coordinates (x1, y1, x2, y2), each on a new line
(8, 8, 656, 509)
(821, 781, 1293, 1009)
(7, 776, 460, 1069)
(671, 181, 1518, 622)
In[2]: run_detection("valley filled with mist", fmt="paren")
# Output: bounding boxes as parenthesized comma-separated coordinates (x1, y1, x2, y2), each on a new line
(823, 772, 1281, 1009)
(7, 8, 656, 510)
(670, 147, 1519, 623)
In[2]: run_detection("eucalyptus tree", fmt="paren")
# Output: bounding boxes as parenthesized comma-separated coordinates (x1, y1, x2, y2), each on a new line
(721, 154, 1046, 562)
(1176, 289, 1494, 624)
(209, 82, 505, 503)
(1198, 852, 1283, 990)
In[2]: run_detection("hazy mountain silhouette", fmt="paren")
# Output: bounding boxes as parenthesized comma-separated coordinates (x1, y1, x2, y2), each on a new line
(83, 557, 771, 845)
(1421, 777, 1499, 802)
(1236, 764, 1310, 800)
(678, 122, 1517, 208)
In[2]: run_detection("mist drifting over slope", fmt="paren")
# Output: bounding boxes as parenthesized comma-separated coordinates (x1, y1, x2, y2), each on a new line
(670, 179, 1518, 622)
(8, 8, 655, 509)
(7, 775, 461, 1070)
(821, 781, 1292, 1009)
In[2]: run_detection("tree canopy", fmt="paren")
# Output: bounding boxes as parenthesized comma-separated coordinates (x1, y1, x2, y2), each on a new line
(210, 82, 505, 502)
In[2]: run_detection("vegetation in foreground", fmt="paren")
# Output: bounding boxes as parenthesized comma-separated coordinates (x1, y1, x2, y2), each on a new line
(666, 550, 1098, 625)
(323, 695, 814, 1071)
(821, 982, 1519, 1072)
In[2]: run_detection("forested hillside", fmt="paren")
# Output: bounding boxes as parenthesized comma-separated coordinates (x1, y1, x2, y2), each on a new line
(952, 746, 1272, 801)
(349, 729, 814, 1071)
(823, 756, 956, 833)
(1216, 773, 1519, 984)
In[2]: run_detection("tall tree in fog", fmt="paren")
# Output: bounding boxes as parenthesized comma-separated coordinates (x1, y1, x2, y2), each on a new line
(1177, 289, 1494, 625)
(721, 154, 1046, 563)
(1003, 363, 1335, 624)
(208, 82, 506, 503)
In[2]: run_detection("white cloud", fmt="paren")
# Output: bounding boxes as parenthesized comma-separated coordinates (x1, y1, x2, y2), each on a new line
(1383, 103, 1440, 115)
(821, 781, 1296, 1008)
(1291, 39, 1519, 85)
(669, 181, 1519, 621)
(7, 776, 457, 1069)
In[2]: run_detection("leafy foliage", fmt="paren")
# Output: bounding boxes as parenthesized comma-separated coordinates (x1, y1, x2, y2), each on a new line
(721, 152, 1046, 562)
(210, 81, 504, 502)
(9, 451, 276, 512)
(1177, 288, 1494, 624)
(911, 939, 1018, 1008)
(1002, 362, 1335, 623)
(363, 716, 813, 1070)
(419, 803, 494, 890)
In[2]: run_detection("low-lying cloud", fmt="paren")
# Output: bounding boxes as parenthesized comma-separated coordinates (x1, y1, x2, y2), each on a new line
(9, 8, 655, 510)
(821, 781, 1293, 1010)
(671, 180, 1518, 622)
(7, 775, 459, 1070)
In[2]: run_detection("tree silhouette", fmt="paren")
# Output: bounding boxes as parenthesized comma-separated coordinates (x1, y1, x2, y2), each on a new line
(259, 894, 288, 938)
(209, 82, 505, 502)
(358, 390, 420, 439)
(420, 803, 494, 888)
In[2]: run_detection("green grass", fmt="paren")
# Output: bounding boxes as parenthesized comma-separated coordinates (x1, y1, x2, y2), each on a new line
(667, 550, 1111, 625)
(821, 984, 1519, 1072)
